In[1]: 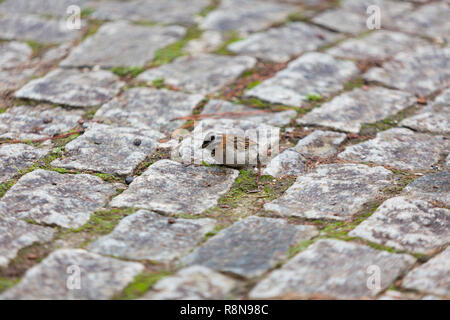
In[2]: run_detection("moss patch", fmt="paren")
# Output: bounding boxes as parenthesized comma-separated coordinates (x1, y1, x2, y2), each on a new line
(110, 66, 145, 78)
(65, 208, 137, 237)
(213, 31, 242, 56)
(203, 169, 297, 220)
(359, 103, 420, 136)
(114, 271, 172, 300)
(0, 276, 19, 294)
(151, 26, 203, 66)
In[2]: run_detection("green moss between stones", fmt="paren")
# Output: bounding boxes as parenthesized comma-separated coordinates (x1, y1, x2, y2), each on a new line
(151, 26, 203, 67)
(65, 208, 137, 237)
(0, 276, 19, 293)
(198, 0, 220, 17)
(288, 239, 314, 258)
(213, 30, 243, 56)
(110, 66, 145, 78)
(113, 271, 172, 300)
(80, 8, 95, 18)
(0, 108, 6, 114)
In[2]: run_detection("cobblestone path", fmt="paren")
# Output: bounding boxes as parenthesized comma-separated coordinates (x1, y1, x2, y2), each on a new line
(0, 0, 449, 300)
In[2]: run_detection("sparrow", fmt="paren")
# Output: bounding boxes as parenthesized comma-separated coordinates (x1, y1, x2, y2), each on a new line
(201, 131, 262, 179)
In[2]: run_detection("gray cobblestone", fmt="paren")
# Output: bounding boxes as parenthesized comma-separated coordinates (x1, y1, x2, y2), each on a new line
(110, 160, 238, 215)
(0, 249, 143, 300)
(183, 216, 318, 278)
(249, 239, 416, 299)
(61, 22, 186, 68)
(245, 52, 358, 106)
(88, 210, 215, 263)
(265, 164, 392, 220)
(14, 68, 125, 107)
(338, 128, 447, 171)
(138, 54, 256, 94)
(0, 169, 118, 228)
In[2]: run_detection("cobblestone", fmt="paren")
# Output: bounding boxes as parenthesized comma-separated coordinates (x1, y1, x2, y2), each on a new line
(94, 87, 204, 134)
(402, 247, 450, 297)
(0, 14, 83, 44)
(138, 54, 256, 94)
(298, 87, 416, 133)
(199, 0, 296, 34)
(61, 22, 186, 68)
(402, 171, 450, 206)
(90, 0, 209, 25)
(14, 68, 125, 108)
(400, 89, 450, 134)
(88, 210, 215, 263)
(312, 0, 412, 35)
(183, 216, 318, 278)
(0, 249, 143, 300)
(0, 169, 118, 228)
(349, 196, 449, 254)
(0, 144, 49, 184)
(249, 239, 416, 299)
(51, 124, 161, 176)
(393, 2, 450, 43)
(364, 46, 450, 97)
(0, 105, 83, 140)
(264, 164, 392, 220)
(245, 52, 358, 106)
(327, 30, 427, 61)
(142, 266, 237, 300)
(338, 128, 447, 171)
(228, 22, 341, 63)
(0, 216, 54, 267)
(110, 160, 238, 215)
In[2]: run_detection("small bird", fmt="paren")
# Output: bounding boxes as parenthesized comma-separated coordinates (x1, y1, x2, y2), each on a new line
(201, 131, 262, 180)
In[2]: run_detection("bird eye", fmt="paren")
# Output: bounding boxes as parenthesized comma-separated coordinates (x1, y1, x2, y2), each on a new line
(210, 135, 215, 141)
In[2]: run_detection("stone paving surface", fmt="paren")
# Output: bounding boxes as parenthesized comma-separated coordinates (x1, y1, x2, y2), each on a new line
(228, 22, 341, 63)
(143, 266, 237, 300)
(199, 0, 296, 34)
(0, 249, 143, 300)
(364, 46, 450, 97)
(90, 0, 209, 25)
(0, 0, 449, 300)
(0, 105, 83, 140)
(400, 89, 450, 134)
(0, 144, 49, 184)
(138, 54, 257, 94)
(327, 30, 428, 61)
(61, 22, 186, 68)
(14, 69, 125, 108)
(111, 160, 239, 214)
(249, 239, 416, 299)
(349, 196, 449, 254)
(298, 86, 416, 133)
(94, 87, 204, 134)
(51, 124, 161, 176)
(0, 14, 83, 44)
(183, 216, 318, 278)
(89, 210, 216, 263)
(402, 247, 450, 297)
(0, 169, 118, 228)
(0, 216, 54, 268)
(338, 128, 447, 171)
(265, 164, 392, 220)
(245, 52, 358, 106)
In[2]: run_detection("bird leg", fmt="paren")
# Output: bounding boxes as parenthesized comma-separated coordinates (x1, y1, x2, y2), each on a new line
(256, 156, 261, 184)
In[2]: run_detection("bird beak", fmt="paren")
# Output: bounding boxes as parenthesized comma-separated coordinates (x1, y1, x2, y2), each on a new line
(201, 140, 210, 149)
